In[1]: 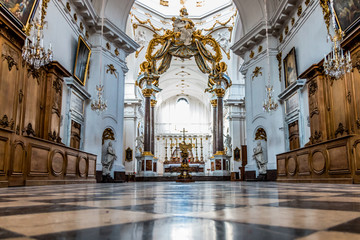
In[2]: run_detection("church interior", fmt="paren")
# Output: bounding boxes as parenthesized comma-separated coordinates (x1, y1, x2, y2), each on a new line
(0, 0, 359, 239)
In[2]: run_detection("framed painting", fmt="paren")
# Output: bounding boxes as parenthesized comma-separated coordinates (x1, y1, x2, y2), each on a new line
(333, 0, 360, 33)
(0, 0, 39, 30)
(73, 36, 91, 86)
(283, 47, 298, 88)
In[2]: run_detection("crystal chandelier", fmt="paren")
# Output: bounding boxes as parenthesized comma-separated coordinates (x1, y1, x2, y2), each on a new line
(91, 0, 108, 114)
(262, 0, 278, 113)
(323, 0, 352, 80)
(263, 85, 278, 113)
(22, 0, 53, 69)
(91, 85, 107, 114)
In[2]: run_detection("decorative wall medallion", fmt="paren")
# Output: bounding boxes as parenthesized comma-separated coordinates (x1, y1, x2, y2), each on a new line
(2, 54, 18, 71)
(255, 128, 267, 141)
(125, 147, 133, 162)
(23, 123, 36, 136)
(73, 13, 77, 22)
(106, 42, 111, 50)
(312, 151, 326, 175)
(251, 66, 262, 80)
(115, 48, 119, 56)
(335, 123, 349, 137)
(305, 0, 310, 6)
(258, 45, 263, 53)
(279, 33, 283, 43)
(0, 115, 14, 130)
(291, 18, 295, 26)
(85, 31, 89, 39)
(106, 64, 118, 78)
(80, 22, 84, 31)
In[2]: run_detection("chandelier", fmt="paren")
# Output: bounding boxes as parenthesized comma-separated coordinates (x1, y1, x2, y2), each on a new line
(91, 0, 107, 114)
(262, 0, 278, 113)
(323, 0, 352, 80)
(91, 85, 107, 114)
(263, 85, 278, 113)
(22, 0, 53, 69)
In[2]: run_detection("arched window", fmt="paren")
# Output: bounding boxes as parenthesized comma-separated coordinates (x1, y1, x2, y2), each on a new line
(175, 98, 190, 127)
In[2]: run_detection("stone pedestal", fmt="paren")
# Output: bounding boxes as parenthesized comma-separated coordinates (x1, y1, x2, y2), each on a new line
(210, 154, 231, 176)
(137, 154, 158, 177)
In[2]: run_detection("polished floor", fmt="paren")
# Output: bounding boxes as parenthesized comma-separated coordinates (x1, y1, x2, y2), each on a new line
(0, 182, 359, 240)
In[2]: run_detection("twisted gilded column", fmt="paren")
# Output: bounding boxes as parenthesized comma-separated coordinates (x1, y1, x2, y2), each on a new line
(210, 99, 218, 154)
(150, 99, 157, 154)
(142, 89, 153, 155)
(215, 89, 225, 154)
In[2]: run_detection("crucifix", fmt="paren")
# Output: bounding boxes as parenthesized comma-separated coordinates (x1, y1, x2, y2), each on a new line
(180, 128, 188, 142)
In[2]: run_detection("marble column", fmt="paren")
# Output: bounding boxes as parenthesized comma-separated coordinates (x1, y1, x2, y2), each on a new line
(142, 89, 153, 154)
(216, 89, 225, 153)
(150, 100, 157, 154)
(210, 99, 217, 154)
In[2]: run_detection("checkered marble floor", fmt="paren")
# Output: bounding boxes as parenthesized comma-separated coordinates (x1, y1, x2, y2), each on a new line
(0, 182, 359, 240)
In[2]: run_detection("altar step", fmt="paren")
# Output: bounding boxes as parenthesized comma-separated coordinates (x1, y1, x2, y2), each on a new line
(135, 176, 230, 182)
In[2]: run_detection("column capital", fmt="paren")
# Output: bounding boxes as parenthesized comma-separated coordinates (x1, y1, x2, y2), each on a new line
(150, 99, 157, 107)
(215, 88, 226, 98)
(210, 99, 217, 107)
(142, 88, 154, 97)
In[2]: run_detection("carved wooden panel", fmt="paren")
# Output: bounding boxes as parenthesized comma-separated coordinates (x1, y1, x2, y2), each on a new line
(88, 157, 96, 177)
(287, 157, 296, 176)
(78, 156, 87, 177)
(328, 145, 350, 174)
(28, 144, 50, 176)
(70, 120, 81, 149)
(311, 151, 326, 175)
(277, 158, 286, 176)
(50, 150, 65, 176)
(0, 136, 9, 176)
(353, 140, 360, 173)
(11, 141, 25, 175)
(66, 153, 77, 177)
(297, 153, 310, 175)
(288, 121, 300, 150)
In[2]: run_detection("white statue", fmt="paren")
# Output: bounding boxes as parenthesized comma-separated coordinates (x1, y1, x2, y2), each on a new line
(224, 134, 232, 156)
(102, 141, 117, 176)
(253, 141, 267, 175)
(135, 30, 146, 46)
(172, 8, 195, 46)
(135, 134, 144, 154)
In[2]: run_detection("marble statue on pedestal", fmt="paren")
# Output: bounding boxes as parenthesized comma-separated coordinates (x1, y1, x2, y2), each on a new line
(253, 141, 267, 175)
(224, 134, 232, 156)
(102, 141, 117, 176)
(135, 134, 144, 155)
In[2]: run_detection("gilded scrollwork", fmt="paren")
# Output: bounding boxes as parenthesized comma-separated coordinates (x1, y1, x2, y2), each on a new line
(319, 0, 331, 36)
(106, 64, 118, 78)
(251, 66, 262, 80)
